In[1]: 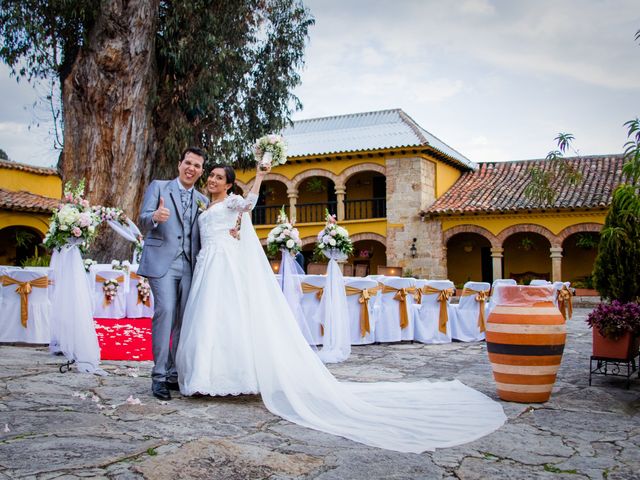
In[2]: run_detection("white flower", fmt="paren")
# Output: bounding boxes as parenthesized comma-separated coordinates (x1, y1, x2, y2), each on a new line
(323, 235, 332, 244)
(329, 238, 337, 246)
(88, 225, 95, 234)
(318, 243, 325, 249)
(336, 226, 348, 237)
(111, 260, 119, 267)
(59, 224, 68, 231)
(58, 204, 80, 225)
(286, 239, 295, 249)
(329, 229, 337, 236)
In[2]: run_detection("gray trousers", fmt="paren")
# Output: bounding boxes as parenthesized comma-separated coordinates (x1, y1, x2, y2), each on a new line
(148, 254, 192, 382)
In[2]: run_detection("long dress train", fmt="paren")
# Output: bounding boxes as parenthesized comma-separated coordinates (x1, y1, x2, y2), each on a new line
(176, 193, 506, 453)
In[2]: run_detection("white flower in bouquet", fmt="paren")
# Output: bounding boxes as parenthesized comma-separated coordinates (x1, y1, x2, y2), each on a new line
(266, 206, 301, 257)
(58, 204, 80, 226)
(83, 258, 96, 272)
(122, 260, 131, 271)
(253, 134, 288, 170)
(111, 260, 120, 268)
(313, 209, 353, 260)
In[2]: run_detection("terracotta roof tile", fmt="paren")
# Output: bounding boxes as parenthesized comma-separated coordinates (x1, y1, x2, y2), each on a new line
(0, 188, 59, 213)
(0, 159, 58, 176)
(425, 155, 625, 215)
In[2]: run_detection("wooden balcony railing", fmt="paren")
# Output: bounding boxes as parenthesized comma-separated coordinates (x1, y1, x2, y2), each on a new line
(344, 197, 386, 220)
(252, 205, 289, 225)
(295, 201, 337, 223)
(251, 198, 387, 225)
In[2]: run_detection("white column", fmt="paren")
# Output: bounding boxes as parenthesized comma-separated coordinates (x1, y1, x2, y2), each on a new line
(490, 247, 504, 281)
(287, 188, 298, 223)
(550, 247, 563, 282)
(335, 185, 346, 221)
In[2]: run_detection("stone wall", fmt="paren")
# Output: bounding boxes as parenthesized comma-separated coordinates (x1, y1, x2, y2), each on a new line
(385, 156, 446, 278)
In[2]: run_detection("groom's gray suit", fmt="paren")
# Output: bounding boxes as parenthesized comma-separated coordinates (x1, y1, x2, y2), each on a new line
(137, 178, 209, 383)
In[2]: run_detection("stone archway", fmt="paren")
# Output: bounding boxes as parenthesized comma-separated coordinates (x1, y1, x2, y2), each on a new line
(558, 223, 603, 287)
(337, 163, 386, 185)
(292, 169, 340, 190)
(443, 225, 498, 248)
(350, 233, 387, 276)
(496, 224, 557, 247)
(445, 230, 494, 285)
(556, 223, 603, 244)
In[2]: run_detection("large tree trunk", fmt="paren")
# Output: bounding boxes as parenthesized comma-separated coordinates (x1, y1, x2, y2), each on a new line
(59, 0, 160, 262)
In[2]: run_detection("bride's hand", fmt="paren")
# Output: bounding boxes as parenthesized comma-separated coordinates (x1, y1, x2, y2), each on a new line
(256, 163, 271, 176)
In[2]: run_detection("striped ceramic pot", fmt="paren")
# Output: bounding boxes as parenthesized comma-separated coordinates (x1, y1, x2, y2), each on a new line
(486, 285, 566, 403)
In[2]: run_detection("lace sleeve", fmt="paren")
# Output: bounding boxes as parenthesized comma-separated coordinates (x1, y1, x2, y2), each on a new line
(226, 192, 259, 212)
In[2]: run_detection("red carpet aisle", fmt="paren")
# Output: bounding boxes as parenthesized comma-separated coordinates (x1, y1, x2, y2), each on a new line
(94, 318, 153, 361)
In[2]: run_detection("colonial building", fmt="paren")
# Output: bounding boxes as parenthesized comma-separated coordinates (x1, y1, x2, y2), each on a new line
(0, 159, 60, 265)
(237, 109, 622, 286)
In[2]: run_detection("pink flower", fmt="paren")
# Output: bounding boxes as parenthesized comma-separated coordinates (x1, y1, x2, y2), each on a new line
(81, 199, 90, 208)
(72, 226, 82, 237)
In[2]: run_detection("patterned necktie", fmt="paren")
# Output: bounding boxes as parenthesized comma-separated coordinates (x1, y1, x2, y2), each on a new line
(180, 189, 191, 217)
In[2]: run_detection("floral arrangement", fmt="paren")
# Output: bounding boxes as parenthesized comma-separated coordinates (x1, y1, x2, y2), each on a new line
(586, 300, 640, 340)
(93, 205, 128, 226)
(43, 180, 101, 252)
(111, 260, 131, 272)
(136, 277, 151, 306)
(134, 235, 144, 263)
(102, 278, 119, 305)
(314, 210, 353, 259)
(83, 258, 97, 272)
(253, 134, 288, 170)
(266, 206, 302, 257)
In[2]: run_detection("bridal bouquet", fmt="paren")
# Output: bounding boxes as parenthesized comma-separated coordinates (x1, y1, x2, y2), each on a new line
(253, 134, 288, 170)
(43, 180, 101, 252)
(266, 207, 302, 257)
(102, 278, 119, 305)
(314, 210, 353, 260)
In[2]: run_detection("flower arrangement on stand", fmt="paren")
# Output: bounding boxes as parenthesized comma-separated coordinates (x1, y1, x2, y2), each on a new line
(83, 258, 97, 272)
(93, 205, 129, 226)
(587, 301, 640, 360)
(266, 207, 302, 258)
(102, 279, 119, 306)
(253, 134, 288, 171)
(136, 277, 152, 307)
(134, 235, 144, 263)
(43, 180, 101, 252)
(314, 210, 353, 261)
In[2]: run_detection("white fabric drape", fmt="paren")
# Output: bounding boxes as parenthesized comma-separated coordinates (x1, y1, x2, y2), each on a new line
(107, 219, 142, 263)
(49, 243, 106, 375)
(279, 250, 317, 350)
(317, 250, 351, 363)
(238, 214, 506, 453)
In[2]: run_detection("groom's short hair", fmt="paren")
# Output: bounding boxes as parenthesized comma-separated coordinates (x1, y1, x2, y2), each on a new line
(180, 147, 206, 163)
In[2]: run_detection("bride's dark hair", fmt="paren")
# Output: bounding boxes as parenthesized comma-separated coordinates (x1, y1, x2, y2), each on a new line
(208, 164, 237, 195)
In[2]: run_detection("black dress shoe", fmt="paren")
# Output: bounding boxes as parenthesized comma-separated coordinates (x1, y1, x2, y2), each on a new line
(152, 380, 171, 401)
(166, 381, 180, 391)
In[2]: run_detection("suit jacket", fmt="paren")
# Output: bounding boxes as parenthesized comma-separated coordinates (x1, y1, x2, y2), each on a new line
(136, 178, 209, 278)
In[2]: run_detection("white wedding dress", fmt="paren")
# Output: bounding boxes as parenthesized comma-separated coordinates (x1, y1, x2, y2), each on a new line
(176, 192, 506, 453)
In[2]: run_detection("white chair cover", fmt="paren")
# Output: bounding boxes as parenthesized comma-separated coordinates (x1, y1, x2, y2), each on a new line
(0, 269, 51, 343)
(530, 279, 551, 286)
(299, 274, 326, 345)
(317, 255, 351, 363)
(450, 281, 490, 342)
(413, 279, 455, 344)
(414, 279, 429, 305)
(375, 277, 416, 343)
(49, 243, 105, 375)
(344, 278, 378, 345)
(92, 270, 127, 319)
(487, 278, 517, 316)
(125, 272, 154, 318)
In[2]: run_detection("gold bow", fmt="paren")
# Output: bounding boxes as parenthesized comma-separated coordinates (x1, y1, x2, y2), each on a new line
(380, 285, 416, 329)
(130, 272, 151, 307)
(413, 287, 423, 304)
(1, 275, 51, 328)
(421, 286, 454, 334)
(96, 274, 125, 306)
(556, 285, 573, 320)
(345, 285, 379, 337)
(301, 282, 324, 300)
(461, 288, 490, 332)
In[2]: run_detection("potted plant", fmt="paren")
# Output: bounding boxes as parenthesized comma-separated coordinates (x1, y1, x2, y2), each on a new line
(587, 301, 640, 359)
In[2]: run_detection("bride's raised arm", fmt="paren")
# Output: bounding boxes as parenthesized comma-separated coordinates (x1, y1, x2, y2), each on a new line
(226, 163, 271, 212)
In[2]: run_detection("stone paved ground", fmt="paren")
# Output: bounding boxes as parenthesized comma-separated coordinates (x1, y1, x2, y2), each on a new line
(1, 308, 639, 479)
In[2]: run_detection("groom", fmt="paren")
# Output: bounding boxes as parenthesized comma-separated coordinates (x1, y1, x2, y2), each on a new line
(137, 147, 209, 400)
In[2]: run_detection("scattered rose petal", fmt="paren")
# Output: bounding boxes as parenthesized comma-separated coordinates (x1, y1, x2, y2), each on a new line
(3, 424, 9, 433)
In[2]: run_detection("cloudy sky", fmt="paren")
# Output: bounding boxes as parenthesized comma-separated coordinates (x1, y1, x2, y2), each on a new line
(1, 0, 639, 167)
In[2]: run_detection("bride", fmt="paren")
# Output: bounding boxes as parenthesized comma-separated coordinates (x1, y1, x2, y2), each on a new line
(176, 163, 506, 453)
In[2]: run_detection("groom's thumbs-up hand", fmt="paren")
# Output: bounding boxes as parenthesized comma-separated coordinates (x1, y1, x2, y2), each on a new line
(153, 196, 171, 223)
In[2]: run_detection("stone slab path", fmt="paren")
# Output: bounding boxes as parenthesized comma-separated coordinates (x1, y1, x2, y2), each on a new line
(1, 308, 639, 479)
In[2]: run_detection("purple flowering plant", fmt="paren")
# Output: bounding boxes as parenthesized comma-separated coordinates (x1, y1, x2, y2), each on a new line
(586, 300, 640, 340)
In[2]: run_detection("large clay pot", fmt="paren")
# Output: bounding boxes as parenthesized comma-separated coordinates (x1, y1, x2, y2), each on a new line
(486, 285, 566, 403)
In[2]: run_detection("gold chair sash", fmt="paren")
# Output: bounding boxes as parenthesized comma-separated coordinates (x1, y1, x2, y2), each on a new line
(1, 274, 51, 328)
(421, 286, 454, 334)
(556, 285, 573, 320)
(380, 285, 416, 329)
(301, 282, 324, 300)
(95, 274, 125, 306)
(130, 272, 151, 307)
(460, 288, 490, 332)
(345, 285, 379, 337)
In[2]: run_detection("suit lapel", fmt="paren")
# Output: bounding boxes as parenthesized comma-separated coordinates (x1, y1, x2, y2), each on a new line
(190, 192, 199, 227)
(168, 179, 184, 226)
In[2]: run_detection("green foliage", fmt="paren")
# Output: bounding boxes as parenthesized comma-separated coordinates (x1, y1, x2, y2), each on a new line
(524, 133, 583, 206)
(0, 0, 314, 175)
(592, 122, 640, 302)
(0, 147, 8, 160)
(14, 230, 36, 249)
(21, 251, 51, 267)
(575, 233, 599, 250)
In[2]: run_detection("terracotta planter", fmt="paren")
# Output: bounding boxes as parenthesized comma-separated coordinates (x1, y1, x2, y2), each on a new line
(574, 288, 598, 297)
(486, 285, 566, 403)
(592, 330, 640, 360)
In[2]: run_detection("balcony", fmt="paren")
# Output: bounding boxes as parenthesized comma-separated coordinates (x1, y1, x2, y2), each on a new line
(252, 198, 386, 225)
(344, 197, 386, 220)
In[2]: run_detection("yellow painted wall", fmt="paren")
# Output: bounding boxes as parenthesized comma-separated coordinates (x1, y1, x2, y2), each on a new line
(440, 211, 607, 236)
(0, 167, 62, 198)
(434, 160, 462, 198)
(0, 212, 50, 236)
(255, 218, 387, 241)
